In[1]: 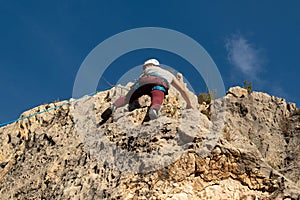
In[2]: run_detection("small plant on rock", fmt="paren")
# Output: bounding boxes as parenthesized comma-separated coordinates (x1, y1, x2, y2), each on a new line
(243, 80, 253, 93)
(201, 109, 211, 120)
(198, 89, 216, 105)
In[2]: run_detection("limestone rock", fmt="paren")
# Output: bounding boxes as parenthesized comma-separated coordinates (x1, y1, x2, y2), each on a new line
(0, 85, 299, 199)
(226, 86, 249, 98)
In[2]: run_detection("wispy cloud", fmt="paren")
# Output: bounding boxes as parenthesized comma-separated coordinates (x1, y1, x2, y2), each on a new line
(225, 33, 263, 80)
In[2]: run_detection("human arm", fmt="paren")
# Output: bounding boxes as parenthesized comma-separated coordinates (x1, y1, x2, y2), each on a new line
(171, 77, 195, 109)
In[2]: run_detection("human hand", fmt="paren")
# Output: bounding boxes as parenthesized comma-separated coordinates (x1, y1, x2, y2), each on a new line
(186, 104, 195, 109)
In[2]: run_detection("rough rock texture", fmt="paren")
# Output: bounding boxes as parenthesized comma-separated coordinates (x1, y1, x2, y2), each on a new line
(225, 87, 300, 188)
(0, 85, 299, 199)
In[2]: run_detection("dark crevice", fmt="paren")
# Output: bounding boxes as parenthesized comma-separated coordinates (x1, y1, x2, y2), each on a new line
(43, 134, 56, 146)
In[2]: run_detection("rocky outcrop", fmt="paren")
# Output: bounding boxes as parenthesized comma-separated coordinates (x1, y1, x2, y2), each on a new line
(0, 85, 299, 199)
(225, 87, 300, 188)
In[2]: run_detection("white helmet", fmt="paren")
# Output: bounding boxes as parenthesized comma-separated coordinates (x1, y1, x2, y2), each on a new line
(143, 58, 160, 66)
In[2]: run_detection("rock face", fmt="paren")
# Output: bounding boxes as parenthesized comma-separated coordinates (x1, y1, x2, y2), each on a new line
(0, 85, 299, 199)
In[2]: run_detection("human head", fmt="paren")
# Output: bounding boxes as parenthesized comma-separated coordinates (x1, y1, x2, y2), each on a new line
(143, 58, 160, 70)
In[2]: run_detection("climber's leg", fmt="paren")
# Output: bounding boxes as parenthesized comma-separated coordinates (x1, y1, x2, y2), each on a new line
(113, 84, 144, 108)
(149, 89, 165, 119)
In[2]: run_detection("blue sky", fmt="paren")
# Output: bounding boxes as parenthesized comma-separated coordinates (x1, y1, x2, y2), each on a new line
(0, 1, 299, 123)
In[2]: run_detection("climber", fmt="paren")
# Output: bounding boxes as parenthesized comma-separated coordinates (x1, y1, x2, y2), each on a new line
(101, 58, 194, 121)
